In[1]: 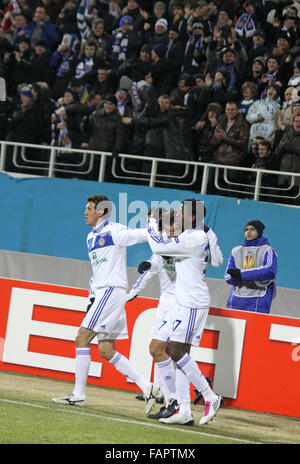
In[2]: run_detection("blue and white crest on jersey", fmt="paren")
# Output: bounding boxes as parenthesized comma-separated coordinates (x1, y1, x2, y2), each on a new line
(88, 233, 114, 252)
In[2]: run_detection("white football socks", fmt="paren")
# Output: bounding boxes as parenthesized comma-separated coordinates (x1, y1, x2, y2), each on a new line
(73, 347, 91, 399)
(157, 357, 177, 403)
(176, 353, 218, 402)
(175, 366, 192, 416)
(109, 351, 149, 393)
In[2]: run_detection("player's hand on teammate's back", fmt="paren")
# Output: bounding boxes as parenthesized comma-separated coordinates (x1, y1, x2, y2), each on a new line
(138, 261, 152, 274)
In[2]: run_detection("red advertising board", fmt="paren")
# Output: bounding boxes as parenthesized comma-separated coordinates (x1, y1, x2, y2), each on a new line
(0, 277, 299, 418)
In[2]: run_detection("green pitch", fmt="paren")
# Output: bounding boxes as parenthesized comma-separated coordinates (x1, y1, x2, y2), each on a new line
(0, 371, 299, 445)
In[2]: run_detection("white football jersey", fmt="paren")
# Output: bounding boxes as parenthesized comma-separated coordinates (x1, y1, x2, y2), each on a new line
(147, 220, 211, 308)
(88, 219, 147, 293)
(129, 253, 177, 300)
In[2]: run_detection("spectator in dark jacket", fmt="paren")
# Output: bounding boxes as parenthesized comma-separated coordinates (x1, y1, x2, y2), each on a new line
(5, 84, 44, 172)
(106, 16, 142, 71)
(26, 5, 60, 53)
(83, 94, 127, 179)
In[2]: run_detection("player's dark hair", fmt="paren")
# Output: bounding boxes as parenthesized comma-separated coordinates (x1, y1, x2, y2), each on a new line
(182, 198, 205, 229)
(87, 195, 112, 217)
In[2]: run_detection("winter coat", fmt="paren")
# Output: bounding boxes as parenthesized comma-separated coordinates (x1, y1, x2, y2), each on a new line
(26, 21, 60, 52)
(87, 107, 126, 153)
(246, 97, 280, 141)
(6, 101, 43, 144)
(225, 236, 277, 314)
(210, 113, 249, 165)
(275, 126, 300, 186)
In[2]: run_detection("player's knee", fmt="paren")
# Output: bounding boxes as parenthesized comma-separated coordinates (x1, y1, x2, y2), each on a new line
(98, 341, 115, 360)
(75, 326, 96, 348)
(149, 339, 166, 362)
(168, 341, 189, 362)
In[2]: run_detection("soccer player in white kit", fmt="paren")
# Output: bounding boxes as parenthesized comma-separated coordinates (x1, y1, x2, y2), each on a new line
(52, 194, 159, 413)
(146, 199, 224, 426)
(127, 210, 180, 419)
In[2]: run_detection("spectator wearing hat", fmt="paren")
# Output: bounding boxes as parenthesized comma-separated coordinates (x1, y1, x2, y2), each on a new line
(243, 55, 266, 85)
(164, 26, 185, 83)
(69, 77, 90, 104)
(107, 15, 142, 71)
(28, 40, 54, 85)
(144, 17, 169, 47)
(142, 1, 169, 38)
(118, 43, 152, 82)
(215, 47, 242, 90)
(83, 94, 127, 179)
(149, 42, 171, 95)
(225, 219, 277, 314)
(153, 1, 169, 22)
(215, 7, 233, 33)
(4, 84, 44, 172)
(181, 22, 207, 75)
(246, 30, 271, 67)
(259, 54, 282, 98)
(26, 5, 60, 53)
(118, 0, 147, 33)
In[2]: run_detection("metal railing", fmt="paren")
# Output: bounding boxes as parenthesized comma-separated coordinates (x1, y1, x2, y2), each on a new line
(0, 140, 299, 205)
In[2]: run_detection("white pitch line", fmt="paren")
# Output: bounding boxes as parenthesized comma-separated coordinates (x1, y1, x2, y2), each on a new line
(0, 398, 261, 444)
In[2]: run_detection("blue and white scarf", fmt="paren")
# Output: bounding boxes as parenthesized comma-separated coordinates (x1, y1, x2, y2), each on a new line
(235, 13, 256, 38)
(75, 56, 94, 78)
(112, 31, 129, 63)
(51, 106, 72, 152)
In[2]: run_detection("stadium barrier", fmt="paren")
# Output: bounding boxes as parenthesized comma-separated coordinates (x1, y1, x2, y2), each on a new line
(0, 140, 299, 204)
(0, 277, 299, 419)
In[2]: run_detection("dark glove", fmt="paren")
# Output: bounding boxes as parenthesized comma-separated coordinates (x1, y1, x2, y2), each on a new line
(227, 268, 242, 280)
(138, 261, 151, 274)
(86, 297, 95, 313)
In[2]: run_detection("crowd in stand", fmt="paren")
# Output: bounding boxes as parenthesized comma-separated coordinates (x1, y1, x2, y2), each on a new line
(0, 0, 300, 202)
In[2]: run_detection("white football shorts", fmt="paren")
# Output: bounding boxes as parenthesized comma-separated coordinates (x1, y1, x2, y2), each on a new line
(169, 304, 209, 347)
(81, 287, 128, 341)
(151, 292, 176, 342)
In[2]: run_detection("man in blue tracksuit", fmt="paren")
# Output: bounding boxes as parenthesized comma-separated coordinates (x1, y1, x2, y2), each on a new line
(225, 220, 277, 314)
